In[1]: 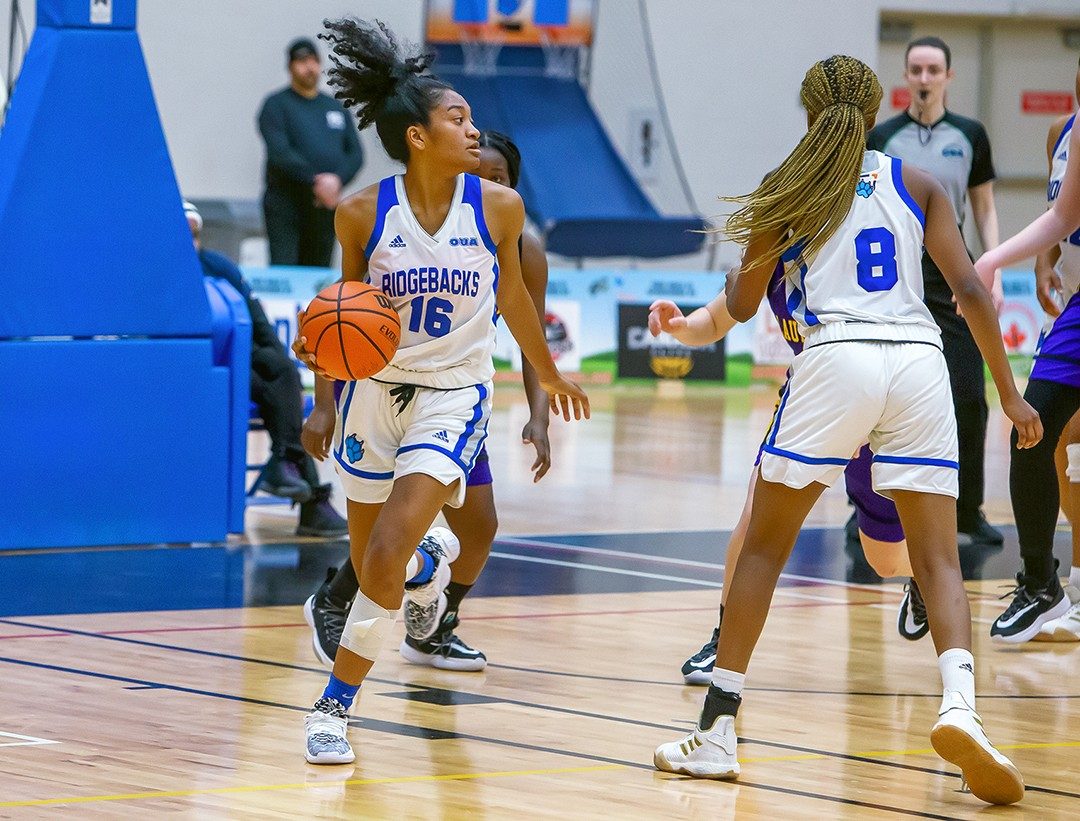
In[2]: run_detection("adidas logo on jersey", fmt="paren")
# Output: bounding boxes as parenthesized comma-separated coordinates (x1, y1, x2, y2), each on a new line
(1059, 150, 1068, 161)
(433, 430, 450, 443)
(389, 235, 407, 249)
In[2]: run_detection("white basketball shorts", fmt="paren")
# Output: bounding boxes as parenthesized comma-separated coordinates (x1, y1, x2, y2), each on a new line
(332, 379, 492, 507)
(758, 341, 958, 498)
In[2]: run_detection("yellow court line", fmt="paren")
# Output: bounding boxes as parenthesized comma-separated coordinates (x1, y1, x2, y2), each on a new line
(0, 764, 625, 808)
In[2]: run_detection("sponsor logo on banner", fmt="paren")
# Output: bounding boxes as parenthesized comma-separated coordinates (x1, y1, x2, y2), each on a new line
(512, 298, 581, 371)
(617, 304, 725, 380)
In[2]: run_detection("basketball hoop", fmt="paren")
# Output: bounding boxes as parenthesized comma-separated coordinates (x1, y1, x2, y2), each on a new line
(459, 22, 503, 77)
(537, 25, 577, 80)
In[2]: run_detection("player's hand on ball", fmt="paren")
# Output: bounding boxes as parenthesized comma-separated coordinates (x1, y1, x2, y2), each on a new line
(1002, 394, 1042, 449)
(648, 300, 687, 337)
(302, 405, 336, 461)
(292, 310, 332, 379)
(542, 374, 590, 421)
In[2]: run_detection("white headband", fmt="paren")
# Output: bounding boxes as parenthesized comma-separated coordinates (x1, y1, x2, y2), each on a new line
(182, 200, 203, 231)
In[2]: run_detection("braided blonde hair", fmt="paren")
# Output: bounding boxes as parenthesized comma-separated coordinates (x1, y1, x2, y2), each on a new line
(723, 55, 883, 263)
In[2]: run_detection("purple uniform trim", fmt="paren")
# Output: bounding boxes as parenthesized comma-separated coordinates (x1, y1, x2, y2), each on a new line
(1031, 290, 1080, 388)
(844, 445, 905, 543)
(466, 445, 492, 486)
(767, 260, 804, 356)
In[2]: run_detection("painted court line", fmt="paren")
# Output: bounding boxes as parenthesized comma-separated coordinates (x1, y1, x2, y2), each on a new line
(0, 764, 624, 807)
(489, 551, 862, 606)
(0, 730, 59, 748)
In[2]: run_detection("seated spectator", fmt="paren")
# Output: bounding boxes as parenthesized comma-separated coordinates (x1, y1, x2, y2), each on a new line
(184, 201, 347, 538)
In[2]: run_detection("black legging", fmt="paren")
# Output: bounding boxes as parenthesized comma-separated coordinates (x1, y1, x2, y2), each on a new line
(1010, 378, 1080, 582)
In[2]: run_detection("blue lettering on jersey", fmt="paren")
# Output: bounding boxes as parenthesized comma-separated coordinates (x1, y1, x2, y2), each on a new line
(448, 237, 479, 247)
(942, 143, 965, 159)
(381, 267, 481, 298)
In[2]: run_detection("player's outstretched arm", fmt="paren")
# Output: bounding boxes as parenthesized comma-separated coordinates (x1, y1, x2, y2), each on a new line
(487, 184, 590, 422)
(649, 290, 737, 345)
(918, 168, 1042, 448)
(518, 231, 553, 480)
(977, 113, 1080, 275)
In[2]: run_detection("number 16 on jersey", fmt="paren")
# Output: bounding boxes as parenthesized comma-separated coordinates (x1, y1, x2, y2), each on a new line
(408, 296, 454, 338)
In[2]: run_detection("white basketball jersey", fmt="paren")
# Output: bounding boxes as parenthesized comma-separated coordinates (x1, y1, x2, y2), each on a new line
(1048, 114, 1080, 300)
(364, 173, 498, 388)
(787, 151, 940, 349)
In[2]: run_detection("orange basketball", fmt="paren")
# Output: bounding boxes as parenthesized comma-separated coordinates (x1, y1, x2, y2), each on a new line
(301, 282, 400, 380)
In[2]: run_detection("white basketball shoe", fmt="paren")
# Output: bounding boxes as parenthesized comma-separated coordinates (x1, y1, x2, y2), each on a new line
(653, 715, 740, 780)
(403, 527, 460, 641)
(930, 692, 1024, 805)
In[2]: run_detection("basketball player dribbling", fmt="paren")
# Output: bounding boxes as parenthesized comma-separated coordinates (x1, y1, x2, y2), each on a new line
(303, 130, 555, 673)
(653, 55, 1039, 806)
(291, 18, 588, 765)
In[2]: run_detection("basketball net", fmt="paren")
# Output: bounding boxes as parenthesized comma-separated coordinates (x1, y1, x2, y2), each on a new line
(537, 25, 577, 80)
(460, 23, 503, 77)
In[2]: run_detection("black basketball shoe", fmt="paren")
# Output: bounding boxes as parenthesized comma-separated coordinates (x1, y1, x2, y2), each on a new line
(399, 614, 486, 671)
(681, 608, 723, 685)
(897, 578, 929, 640)
(304, 567, 348, 668)
(991, 568, 1070, 644)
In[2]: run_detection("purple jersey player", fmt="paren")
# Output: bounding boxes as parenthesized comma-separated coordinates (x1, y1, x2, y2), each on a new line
(650, 259, 927, 686)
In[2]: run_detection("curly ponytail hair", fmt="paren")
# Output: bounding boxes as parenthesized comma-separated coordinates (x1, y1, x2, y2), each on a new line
(320, 18, 453, 163)
(723, 55, 883, 263)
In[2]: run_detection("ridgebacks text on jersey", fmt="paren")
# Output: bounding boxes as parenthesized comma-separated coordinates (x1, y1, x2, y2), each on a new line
(332, 172, 499, 506)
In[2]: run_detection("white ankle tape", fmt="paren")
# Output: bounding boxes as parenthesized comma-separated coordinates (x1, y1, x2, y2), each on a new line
(340, 591, 399, 661)
(1068, 444, 1080, 482)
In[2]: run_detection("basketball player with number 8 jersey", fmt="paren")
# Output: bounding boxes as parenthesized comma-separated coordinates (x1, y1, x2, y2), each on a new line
(654, 55, 1040, 806)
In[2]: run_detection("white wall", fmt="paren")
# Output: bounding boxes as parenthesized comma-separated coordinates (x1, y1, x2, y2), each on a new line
(2, 0, 1078, 268)
(879, 15, 1080, 254)
(589, 0, 880, 269)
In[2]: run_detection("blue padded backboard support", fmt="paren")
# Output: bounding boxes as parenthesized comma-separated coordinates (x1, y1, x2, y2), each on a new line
(0, 339, 229, 548)
(0, 1, 234, 548)
(0, 1, 210, 337)
(205, 278, 252, 535)
(443, 63, 706, 258)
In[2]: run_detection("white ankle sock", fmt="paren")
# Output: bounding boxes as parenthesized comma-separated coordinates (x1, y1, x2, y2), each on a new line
(1070, 565, 1080, 590)
(711, 667, 745, 695)
(938, 648, 976, 711)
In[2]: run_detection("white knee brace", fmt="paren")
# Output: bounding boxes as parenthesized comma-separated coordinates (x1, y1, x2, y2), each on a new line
(339, 591, 399, 661)
(1068, 443, 1080, 483)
